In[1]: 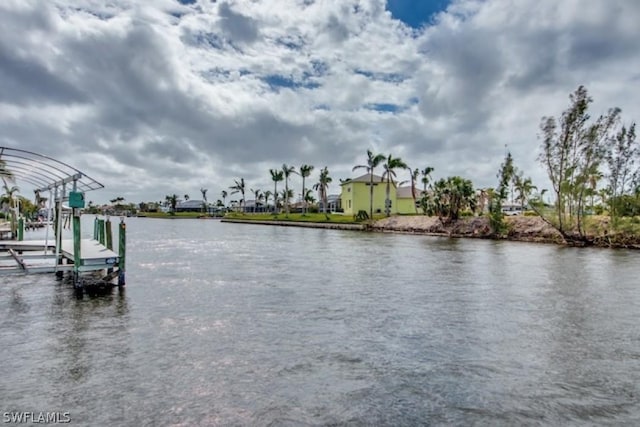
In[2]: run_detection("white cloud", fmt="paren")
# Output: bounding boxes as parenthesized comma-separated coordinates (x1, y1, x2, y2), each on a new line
(1, 0, 639, 204)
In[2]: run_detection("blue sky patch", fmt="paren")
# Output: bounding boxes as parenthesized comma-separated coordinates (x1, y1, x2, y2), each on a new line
(386, 0, 451, 28)
(263, 75, 320, 91)
(364, 103, 403, 113)
(354, 69, 408, 83)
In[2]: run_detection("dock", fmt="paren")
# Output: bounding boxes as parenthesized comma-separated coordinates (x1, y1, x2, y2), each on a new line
(0, 146, 126, 295)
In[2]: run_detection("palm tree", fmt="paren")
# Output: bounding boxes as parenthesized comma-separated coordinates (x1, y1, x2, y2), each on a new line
(299, 164, 314, 215)
(229, 179, 246, 213)
(280, 188, 294, 213)
(513, 175, 537, 211)
(353, 150, 386, 219)
(270, 169, 284, 213)
(304, 188, 316, 205)
(200, 188, 208, 214)
(282, 164, 297, 216)
(221, 190, 228, 208)
(250, 188, 263, 213)
(408, 168, 420, 213)
(165, 194, 178, 213)
(421, 167, 435, 194)
(381, 154, 408, 216)
(264, 190, 272, 212)
(313, 167, 333, 215)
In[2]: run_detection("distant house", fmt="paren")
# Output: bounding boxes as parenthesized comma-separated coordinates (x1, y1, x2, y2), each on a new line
(340, 173, 422, 216)
(318, 194, 341, 212)
(340, 173, 396, 216)
(396, 186, 421, 214)
(176, 199, 206, 213)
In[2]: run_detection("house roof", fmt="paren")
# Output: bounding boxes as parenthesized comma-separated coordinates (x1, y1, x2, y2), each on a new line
(340, 173, 386, 185)
(177, 199, 205, 208)
(397, 186, 418, 199)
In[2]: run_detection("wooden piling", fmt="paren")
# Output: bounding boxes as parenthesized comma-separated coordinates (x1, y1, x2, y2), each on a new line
(118, 219, 126, 286)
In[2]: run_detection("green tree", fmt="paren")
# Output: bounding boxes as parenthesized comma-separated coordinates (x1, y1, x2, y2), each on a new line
(229, 179, 246, 213)
(299, 164, 314, 215)
(264, 190, 272, 211)
(538, 85, 620, 240)
(513, 175, 537, 212)
(489, 152, 515, 234)
(352, 150, 386, 219)
(431, 176, 476, 224)
(606, 123, 638, 222)
(282, 164, 296, 216)
(165, 194, 178, 213)
(221, 190, 228, 208)
(381, 154, 408, 216)
(420, 166, 435, 215)
(313, 166, 332, 215)
(270, 168, 284, 213)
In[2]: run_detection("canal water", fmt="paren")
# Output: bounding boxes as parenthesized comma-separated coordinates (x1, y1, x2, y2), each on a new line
(1, 218, 639, 426)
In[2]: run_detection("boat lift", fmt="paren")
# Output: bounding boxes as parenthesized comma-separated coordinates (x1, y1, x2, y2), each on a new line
(0, 147, 125, 292)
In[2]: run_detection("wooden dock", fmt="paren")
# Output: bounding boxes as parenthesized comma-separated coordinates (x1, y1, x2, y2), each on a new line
(0, 239, 119, 275)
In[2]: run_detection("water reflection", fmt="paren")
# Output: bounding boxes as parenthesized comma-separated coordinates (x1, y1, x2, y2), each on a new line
(1, 219, 639, 425)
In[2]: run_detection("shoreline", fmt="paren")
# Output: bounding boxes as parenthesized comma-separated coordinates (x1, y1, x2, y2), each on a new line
(220, 218, 365, 230)
(222, 216, 640, 249)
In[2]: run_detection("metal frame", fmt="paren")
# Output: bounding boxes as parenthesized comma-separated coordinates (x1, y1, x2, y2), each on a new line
(0, 147, 104, 193)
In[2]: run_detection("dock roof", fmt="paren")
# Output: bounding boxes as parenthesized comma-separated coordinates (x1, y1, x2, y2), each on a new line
(0, 147, 103, 193)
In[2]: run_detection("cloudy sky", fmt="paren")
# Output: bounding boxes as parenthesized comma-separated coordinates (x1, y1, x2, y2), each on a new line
(1, 0, 639, 204)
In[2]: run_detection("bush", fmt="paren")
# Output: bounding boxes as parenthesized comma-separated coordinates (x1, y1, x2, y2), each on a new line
(308, 205, 319, 214)
(524, 211, 538, 216)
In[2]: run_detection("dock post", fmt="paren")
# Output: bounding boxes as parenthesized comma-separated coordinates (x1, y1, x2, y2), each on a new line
(98, 219, 105, 246)
(93, 216, 99, 240)
(117, 218, 126, 286)
(17, 217, 24, 241)
(72, 184, 82, 290)
(106, 217, 113, 250)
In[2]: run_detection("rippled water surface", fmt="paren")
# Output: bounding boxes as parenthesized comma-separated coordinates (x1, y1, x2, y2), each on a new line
(1, 218, 639, 426)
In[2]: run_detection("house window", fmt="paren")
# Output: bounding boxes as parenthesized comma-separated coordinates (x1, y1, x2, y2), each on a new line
(348, 200, 351, 209)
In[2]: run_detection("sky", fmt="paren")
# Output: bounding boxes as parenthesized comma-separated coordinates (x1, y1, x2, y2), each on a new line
(1, 0, 639, 205)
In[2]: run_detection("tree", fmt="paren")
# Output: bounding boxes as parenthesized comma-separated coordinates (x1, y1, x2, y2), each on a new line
(303, 189, 316, 205)
(299, 164, 314, 215)
(165, 194, 178, 213)
(513, 174, 537, 211)
(200, 188, 208, 213)
(270, 169, 284, 213)
(313, 166, 332, 215)
(380, 154, 408, 216)
(264, 190, 272, 211)
(407, 168, 420, 213)
(420, 166, 435, 215)
(431, 176, 476, 224)
(280, 188, 294, 212)
(538, 85, 620, 240)
(250, 188, 263, 213)
(221, 190, 228, 208)
(282, 164, 296, 216)
(488, 152, 515, 233)
(606, 123, 638, 222)
(352, 150, 386, 219)
(229, 179, 246, 213)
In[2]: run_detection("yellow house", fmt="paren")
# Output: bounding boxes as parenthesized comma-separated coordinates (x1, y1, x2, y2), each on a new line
(340, 174, 421, 216)
(396, 186, 421, 214)
(340, 174, 393, 216)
